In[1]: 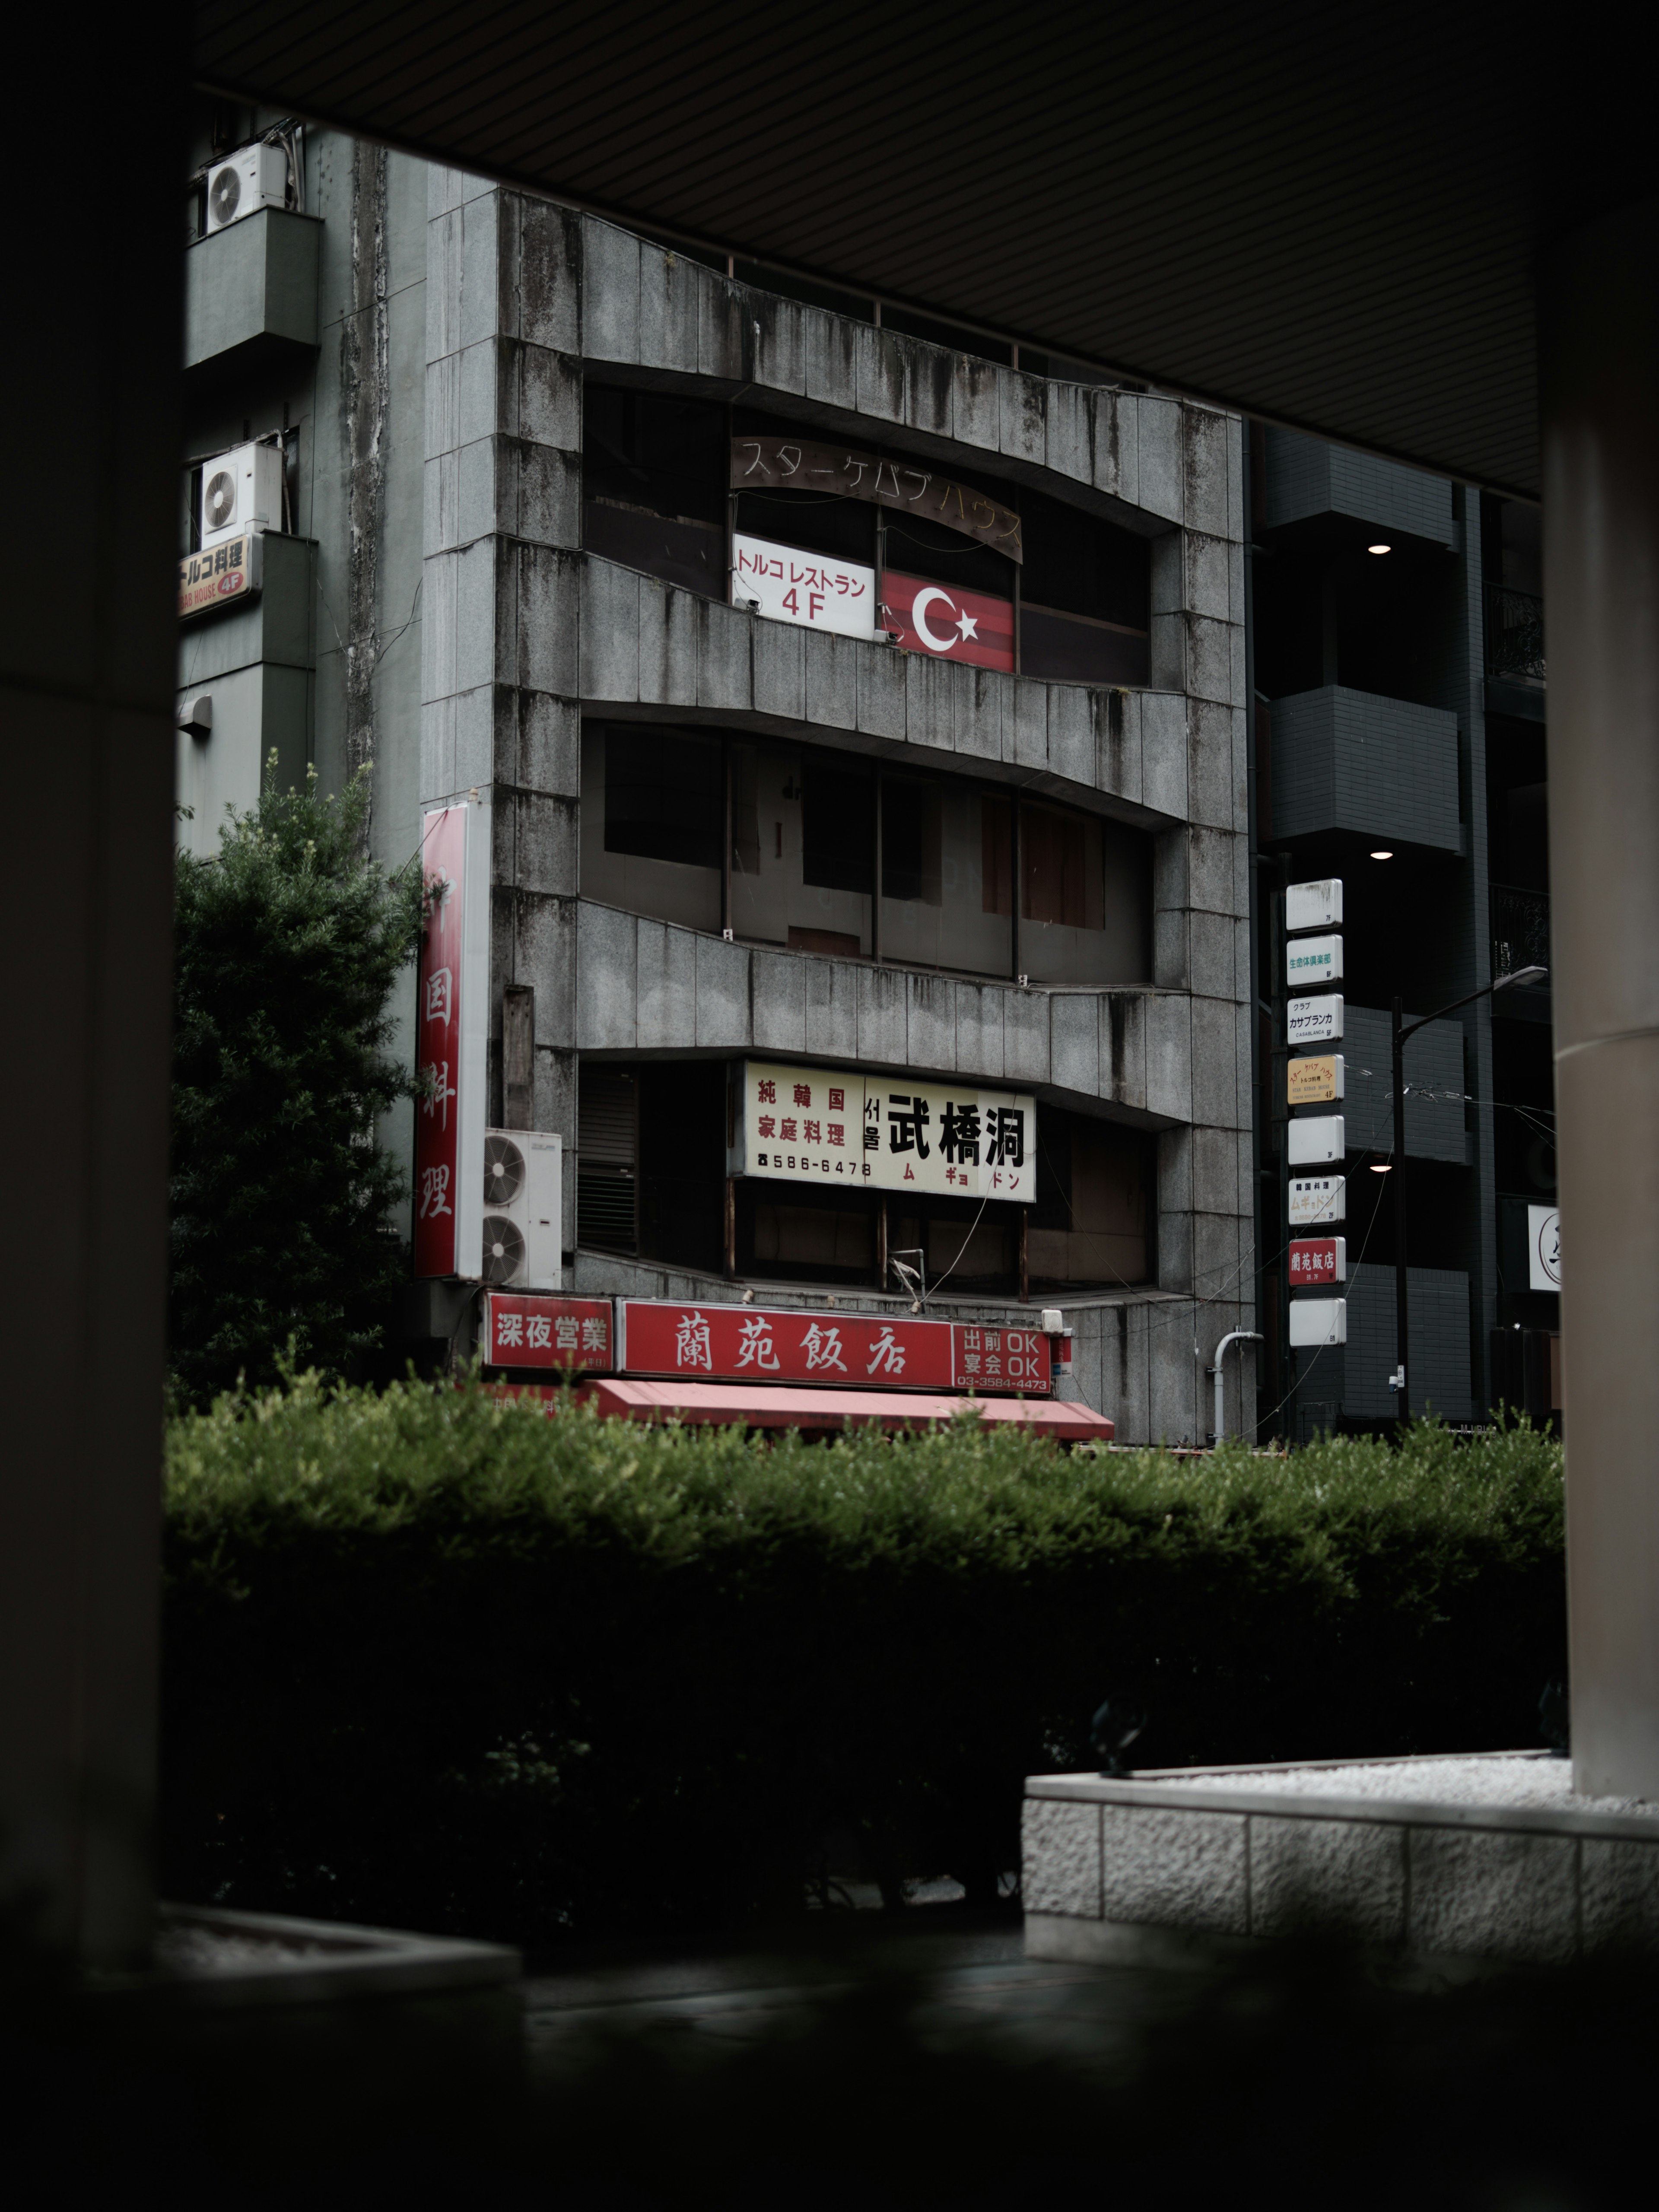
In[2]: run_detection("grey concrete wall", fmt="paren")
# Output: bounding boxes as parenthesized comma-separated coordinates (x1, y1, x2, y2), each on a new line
(1264, 425, 1456, 547)
(184, 208, 320, 373)
(1270, 684, 1461, 850)
(420, 172, 1255, 1443)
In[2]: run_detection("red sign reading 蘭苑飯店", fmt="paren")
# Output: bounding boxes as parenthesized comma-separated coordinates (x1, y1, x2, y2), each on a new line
(617, 1301, 1050, 1396)
(880, 571, 1014, 671)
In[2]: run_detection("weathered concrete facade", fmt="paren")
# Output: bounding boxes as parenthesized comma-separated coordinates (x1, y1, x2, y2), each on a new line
(178, 121, 1257, 1443)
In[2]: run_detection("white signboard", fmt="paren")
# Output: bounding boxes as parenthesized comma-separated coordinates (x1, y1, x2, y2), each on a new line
(1287, 933, 1342, 989)
(1287, 878, 1343, 933)
(1288, 1114, 1345, 1166)
(1290, 1174, 1347, 1224)
(731, 533, 877, 639)
(1528, 1205, 1561, 1290)
(731, 1060, 1038, 1203)
(1288, 992, 1344, 1044)
(1289, 1298, 1348, 1348)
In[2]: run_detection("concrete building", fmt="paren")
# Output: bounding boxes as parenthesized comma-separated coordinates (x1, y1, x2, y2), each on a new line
(177, 107, 1257, 1444)
(1250, 427, 1557, 1436)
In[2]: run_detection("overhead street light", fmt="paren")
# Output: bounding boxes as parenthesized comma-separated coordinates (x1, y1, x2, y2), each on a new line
(1390, 966, 1549, 1420)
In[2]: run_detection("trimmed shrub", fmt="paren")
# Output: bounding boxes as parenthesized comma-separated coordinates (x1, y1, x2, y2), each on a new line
(160, 1380, 1565, 1947)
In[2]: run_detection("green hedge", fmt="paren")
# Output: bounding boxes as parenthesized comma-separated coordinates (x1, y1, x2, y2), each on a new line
(160, 1379, 1565, 1948)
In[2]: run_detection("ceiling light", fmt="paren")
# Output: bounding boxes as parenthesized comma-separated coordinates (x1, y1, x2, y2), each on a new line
(1368, 543, 1391, 554)
(1370, 1162, 1392, 1173)
(1371, 849, 1393, 859)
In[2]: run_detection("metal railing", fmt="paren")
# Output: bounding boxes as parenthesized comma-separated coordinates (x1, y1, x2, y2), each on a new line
(1491, 883, 1551, 980)
(1485, 583, 1545, 684)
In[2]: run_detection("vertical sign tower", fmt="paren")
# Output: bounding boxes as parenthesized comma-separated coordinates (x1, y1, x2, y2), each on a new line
(1284, 879, 1348, 1419)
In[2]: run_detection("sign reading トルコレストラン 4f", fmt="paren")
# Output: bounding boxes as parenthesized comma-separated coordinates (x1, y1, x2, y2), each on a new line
(729, 1060, 1038, 1203)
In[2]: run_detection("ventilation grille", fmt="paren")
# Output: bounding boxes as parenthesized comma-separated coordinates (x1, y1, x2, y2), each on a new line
(578, 1068, 637, 1252)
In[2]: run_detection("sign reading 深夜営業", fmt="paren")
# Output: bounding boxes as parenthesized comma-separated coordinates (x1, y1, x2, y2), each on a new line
(730, 436, 1023, 561)
(1528, 1205, 1561, 1291)
(617, 1300, 1050, 1395)
(1289, 1174, 1346, 1225)
(178, 532, 262, 619)
(732, 533, 876, 639)
(1287, 993, 1344, 1045)
(1287, 933, 1342, 988)
(730, 1062, 1037, 1203)
(483, 1294, 613, 1370)
(880, 572, 1014, 671)
(1288, 1054, 1344, 1106)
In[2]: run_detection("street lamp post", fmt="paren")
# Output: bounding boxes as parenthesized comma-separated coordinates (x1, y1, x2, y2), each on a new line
(1391, 966, 1548, 1421)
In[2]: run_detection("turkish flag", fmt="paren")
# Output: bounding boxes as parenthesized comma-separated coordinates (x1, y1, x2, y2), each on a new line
(881, 570, 1014, 671)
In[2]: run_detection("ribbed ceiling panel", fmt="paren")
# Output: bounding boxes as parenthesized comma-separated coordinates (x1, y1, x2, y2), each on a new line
(193, 1, 1599, 497)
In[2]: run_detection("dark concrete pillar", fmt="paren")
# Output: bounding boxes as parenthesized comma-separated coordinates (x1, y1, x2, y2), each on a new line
(1541, 197, 1659, 1799)
(0, 21, 184, 1965)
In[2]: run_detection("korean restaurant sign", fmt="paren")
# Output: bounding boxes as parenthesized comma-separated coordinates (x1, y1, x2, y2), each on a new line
(178, 532, 262, 619)
(1288, 1173, 1346, 1226)
(413, 801, 490, 1278)
(731, 436, 1023, 561)
(881, 572, 1014, 671)
(618, 1300, 1051, 1396)
(482, 1294, 613, 1369)
(731, 533, 875, 639)
(729, 1060, 1038, 1203)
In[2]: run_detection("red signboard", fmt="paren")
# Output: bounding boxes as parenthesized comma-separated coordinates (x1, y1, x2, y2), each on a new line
(483, 1294, 614, 1370)
(881, 571, 1015, 671)
(617, 1301, 1050, 1395)
(413, 807, 468, 1276)
(1288, 1238, 1344, 1287)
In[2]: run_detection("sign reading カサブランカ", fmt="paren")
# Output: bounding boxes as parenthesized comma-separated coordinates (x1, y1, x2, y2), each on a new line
(730, 1061, 1037, 1203)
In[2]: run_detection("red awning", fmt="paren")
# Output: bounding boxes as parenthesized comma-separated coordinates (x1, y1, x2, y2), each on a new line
(578, 1377, 1113, 1440)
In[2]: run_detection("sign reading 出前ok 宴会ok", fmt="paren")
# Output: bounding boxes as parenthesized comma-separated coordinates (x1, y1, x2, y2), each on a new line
(617, 1300, 1051, 1395)
(731, 533, 876, 639)
(730, 1061, 1038, 1203)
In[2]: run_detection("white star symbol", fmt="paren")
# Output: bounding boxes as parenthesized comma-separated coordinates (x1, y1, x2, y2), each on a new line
(955, 610, 979, 641)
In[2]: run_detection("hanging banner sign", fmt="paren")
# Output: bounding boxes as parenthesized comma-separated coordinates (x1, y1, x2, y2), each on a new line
(731, 533, 876, 639)
(178, 532, 262, 619)
(1288, 1054, 1345, 1106)
(731, 1061, 1037, 1202)
(1289, 1174, 1347, 1225)
(1528, 1205, 1561, 1290)
(617, 1300, 1051, 1396)
(413, 801, 489, 1278)
(730, 436, 1023, 560)
(880, 571, 1014, 671)
(1287, 933, 1343, 988)
(1288, 993, 1344, 1045)
(482, 1294, 613, 1370)
(1289, 1236, 1346, 1286)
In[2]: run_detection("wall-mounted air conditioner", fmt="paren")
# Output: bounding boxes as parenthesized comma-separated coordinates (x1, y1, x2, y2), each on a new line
(199, 441, 283, 549)
(479, 1130, 563, 1290)
(204, 143, 289, 233)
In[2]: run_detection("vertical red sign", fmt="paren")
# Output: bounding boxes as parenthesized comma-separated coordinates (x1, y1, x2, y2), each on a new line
(413, 807, 467, 1276)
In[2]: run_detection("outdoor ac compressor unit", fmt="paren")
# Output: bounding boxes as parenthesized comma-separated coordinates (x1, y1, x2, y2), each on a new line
(479, 1129, 563, 1290)
(199, 441, 283, 549)
(204, 142, 289, 232)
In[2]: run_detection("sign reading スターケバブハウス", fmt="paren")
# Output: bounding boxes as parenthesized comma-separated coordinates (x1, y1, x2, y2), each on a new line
(729, 1061, 1037, 1204)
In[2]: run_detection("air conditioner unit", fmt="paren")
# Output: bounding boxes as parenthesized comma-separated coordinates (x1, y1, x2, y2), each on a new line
(479, 1129, 563, 1290)
(199, 441, 283, 549)
(204, 142, 289, 233)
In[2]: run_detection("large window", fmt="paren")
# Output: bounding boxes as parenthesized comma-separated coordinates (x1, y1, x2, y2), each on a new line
(1029, 1106, 1156, 1289)
(582, 725, 1152, 989)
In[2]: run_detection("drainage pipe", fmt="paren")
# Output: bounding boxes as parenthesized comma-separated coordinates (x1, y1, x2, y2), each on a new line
(1209, 1331, 1263, 1446)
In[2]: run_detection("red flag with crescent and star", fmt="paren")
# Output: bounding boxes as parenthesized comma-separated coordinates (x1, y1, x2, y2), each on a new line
(880, 570, 1015, 671)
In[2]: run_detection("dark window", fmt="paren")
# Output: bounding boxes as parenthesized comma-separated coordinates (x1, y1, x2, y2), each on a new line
(802, 758, 875, 894)
(577, 1067, 638, 1254)
(603, 728, 723, 869)
(883, 507, 1014, 599)
(1020, 486, 1150, 631)
(734, 488, 876, 568)
(583, 384, 727, 597)
(637, 1061, 727, 1273)
(737, 1175, 877, 1287)
(1029, 1107, 1155, 1289)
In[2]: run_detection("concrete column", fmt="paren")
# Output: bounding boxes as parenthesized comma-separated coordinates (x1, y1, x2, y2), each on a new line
(1541, 197, 1659, 1799)
(0, 20, 182, 1965)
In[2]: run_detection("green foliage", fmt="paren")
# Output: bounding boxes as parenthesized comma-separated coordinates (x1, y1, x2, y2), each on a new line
(169, 762, 423, 1404)
(161, 1383, 1565, 1948)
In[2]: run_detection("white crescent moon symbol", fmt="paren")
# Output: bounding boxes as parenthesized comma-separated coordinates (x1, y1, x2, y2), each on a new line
(911, 587, 957, 652)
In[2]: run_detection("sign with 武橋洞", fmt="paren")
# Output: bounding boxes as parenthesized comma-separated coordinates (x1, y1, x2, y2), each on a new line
(731, 534, 875, 638)
(617, 1300, 1050, 1395)
(730, 436, 1023, 560)
(730, 1062, 1037, 1203)
(178, 532, 261, 619)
